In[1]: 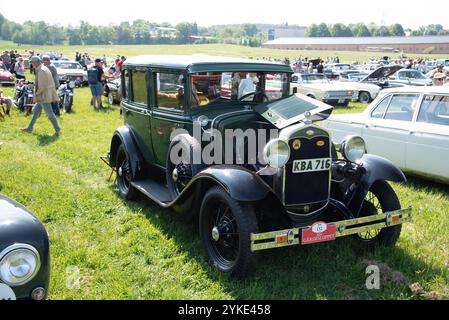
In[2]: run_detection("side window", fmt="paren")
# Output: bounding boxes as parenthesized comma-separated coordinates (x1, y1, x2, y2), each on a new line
(417, 95, 449, 126)
(121, 69, 129, 100)
(131, 70, 148, 105)
(370, 95, 391, 119)
(155, 72, 185, 111)
(384, 94, 419, 122)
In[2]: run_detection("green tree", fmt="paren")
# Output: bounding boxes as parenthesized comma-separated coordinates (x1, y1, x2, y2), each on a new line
(317, 23, 331, 37)
(331, 23, 354, 37)
(389, 24, 405, 36)
(352, 23, 372, 37)
(176, 22, 193, 44)
(242, 23, 258, 37)
(306, 24, 319, 37)
(116, 22, 132, 44)
(373, 26, 391, 36)
(67, 28, 82, 45)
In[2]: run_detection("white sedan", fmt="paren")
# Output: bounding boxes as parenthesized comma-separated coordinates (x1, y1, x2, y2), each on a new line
(322, 86, 449, 184)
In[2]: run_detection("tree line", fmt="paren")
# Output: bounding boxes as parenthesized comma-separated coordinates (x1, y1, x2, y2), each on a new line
(0, 13, 264, 47)
(306, 22, 448, 37)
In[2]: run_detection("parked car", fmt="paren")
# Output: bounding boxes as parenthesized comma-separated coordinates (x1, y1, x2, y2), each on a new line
(0, 194, 50, 300)
(52, 61, 87, 86)
(336, 75, 381, 103)
(322, 86, 449, 184)
(104, 55, 411, 277)
(360, 65, 407, 89)
(325, 63, 352, 75)
(0, 62, 15, 86)
(390, 69, 433, 86)
(290, 73, 357, 106)
(104, 78, 122, 105)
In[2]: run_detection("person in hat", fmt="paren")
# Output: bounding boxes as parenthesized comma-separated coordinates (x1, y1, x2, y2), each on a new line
(432, 72, 446, 86)
(21, 56, 61, 136)
(426, 64, 444, 79)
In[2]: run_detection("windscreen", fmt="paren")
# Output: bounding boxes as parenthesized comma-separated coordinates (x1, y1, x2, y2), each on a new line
(190, 72, 290, 108)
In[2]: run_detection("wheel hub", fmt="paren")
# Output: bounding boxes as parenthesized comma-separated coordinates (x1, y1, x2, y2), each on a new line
(211, 226, 220, 242)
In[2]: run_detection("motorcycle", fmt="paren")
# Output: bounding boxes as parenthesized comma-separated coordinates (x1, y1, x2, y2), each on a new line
(58, 80, 75, 113)
(13, 80, 35, 116)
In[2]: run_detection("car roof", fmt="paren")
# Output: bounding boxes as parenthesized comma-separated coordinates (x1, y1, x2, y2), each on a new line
(124, 55, 293, 74)
(380, 86, 449, 95)
(52, 60, 79, 64)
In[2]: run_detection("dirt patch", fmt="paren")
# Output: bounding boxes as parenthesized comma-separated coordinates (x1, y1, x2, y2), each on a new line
(364, 260, 443, 300)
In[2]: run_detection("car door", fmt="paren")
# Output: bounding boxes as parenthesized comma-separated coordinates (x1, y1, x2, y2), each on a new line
(150, 69, 191, 168)
(406, 94, 449, 181)
(363, 93, 420, 168)
(122, 67, 154, 163)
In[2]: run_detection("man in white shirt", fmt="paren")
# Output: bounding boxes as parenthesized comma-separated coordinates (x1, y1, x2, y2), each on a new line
(238, 73, 259, 99)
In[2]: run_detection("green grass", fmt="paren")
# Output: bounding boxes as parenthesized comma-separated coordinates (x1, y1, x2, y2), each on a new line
(1, 40, 448, 63)
(0, 64, 448, 300)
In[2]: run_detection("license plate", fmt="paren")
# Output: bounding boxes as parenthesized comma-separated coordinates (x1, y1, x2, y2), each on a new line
(292, 158, 331, 173)
(301, 222, 336, 245)
(0, 283, 16, 300)
(338, 99, 345, 103)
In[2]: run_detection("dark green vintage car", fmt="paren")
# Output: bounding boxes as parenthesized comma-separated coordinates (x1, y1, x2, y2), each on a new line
(106, 55, 411, 277)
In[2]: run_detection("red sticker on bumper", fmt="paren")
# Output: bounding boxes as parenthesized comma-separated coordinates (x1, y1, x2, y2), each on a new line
(301, 222, 336, 245)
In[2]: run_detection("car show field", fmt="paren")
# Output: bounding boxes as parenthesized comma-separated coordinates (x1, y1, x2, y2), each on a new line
(0, 43, 448, 300)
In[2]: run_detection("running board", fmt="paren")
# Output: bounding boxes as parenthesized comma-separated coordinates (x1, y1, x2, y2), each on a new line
(131, 179, 174, 205)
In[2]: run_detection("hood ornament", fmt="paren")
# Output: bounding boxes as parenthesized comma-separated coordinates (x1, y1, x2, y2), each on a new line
(304, 111, 313, 125)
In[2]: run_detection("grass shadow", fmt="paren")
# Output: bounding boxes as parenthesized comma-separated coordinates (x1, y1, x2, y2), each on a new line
(119, 191, 447, 300)
(37, 133, 59, 146)
(405, 175, 449, 196)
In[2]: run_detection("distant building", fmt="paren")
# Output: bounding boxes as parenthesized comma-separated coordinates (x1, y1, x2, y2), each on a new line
(267, 27, 307, 41)
(263, 36, 449, 54)
(150, 27, 178, 39)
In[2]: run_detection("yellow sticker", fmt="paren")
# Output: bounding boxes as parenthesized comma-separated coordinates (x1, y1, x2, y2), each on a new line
(292, 139, 301, 150)
(317, 140, 325, 147)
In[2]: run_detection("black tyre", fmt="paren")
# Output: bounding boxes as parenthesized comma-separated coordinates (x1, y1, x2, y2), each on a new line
(116, 144, 139, 200)
(354, 180, 402, 247)
(359, 91, 371, 104)
(63, 96, 73, 113)
(199, 186, 258, 277)
(166, 134, 203, 199)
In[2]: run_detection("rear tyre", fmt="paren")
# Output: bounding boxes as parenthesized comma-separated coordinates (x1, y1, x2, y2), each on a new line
(116, 144, 139, 200)
(199, 186, 258, 277)
(354, 180, 402, 247)
(108, 93, 115, 105)
(359, 91, 371, 104)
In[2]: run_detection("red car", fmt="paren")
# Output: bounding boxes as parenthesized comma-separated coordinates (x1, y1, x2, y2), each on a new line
(0, 62, 15, 86)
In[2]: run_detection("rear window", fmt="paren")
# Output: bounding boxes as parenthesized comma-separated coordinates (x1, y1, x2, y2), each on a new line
(131, 70, 147, 105)
(417, 95, 449, 126)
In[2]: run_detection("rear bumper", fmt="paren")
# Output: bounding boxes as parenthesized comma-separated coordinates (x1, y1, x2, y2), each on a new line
(250, 206, 412, 252)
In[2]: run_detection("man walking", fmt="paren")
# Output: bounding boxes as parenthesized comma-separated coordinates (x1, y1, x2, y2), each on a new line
(21, 56, 61, 136)
(42, 55, 60, 116)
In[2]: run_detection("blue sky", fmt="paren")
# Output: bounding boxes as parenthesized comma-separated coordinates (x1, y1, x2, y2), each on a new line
(0, 0, 447, 29)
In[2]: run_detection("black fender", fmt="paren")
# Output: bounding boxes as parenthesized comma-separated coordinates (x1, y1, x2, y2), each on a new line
(171, 166, 272, 213)
(109, 125, 144, 180)
(348, 154, 406, 216)
(359, 154, 407, 186)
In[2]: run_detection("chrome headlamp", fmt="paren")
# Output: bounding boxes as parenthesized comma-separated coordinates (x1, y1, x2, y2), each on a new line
(0, 244, 41, 286)
(340, 135, 366, 163)
(263, 139, 290, 168)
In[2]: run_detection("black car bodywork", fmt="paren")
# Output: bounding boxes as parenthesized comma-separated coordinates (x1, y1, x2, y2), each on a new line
(0, 195, 50, 300)
(105, 55, 411, 276)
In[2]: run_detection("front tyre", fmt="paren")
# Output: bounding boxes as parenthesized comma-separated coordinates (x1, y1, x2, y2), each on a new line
(354, 180, 402, 247)
(199, 186, 259, 277)
(359, 91, 371, 104)
(116, 144, 139, 200)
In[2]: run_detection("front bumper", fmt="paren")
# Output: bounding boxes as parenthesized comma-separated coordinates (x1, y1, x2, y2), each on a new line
(251, 207, 412, 252)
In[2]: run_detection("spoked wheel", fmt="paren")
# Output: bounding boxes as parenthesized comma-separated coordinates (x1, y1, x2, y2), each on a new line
(116, 144, 138, 200)
(354, 180, 402, 247)
(200, 186, 258, 277)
